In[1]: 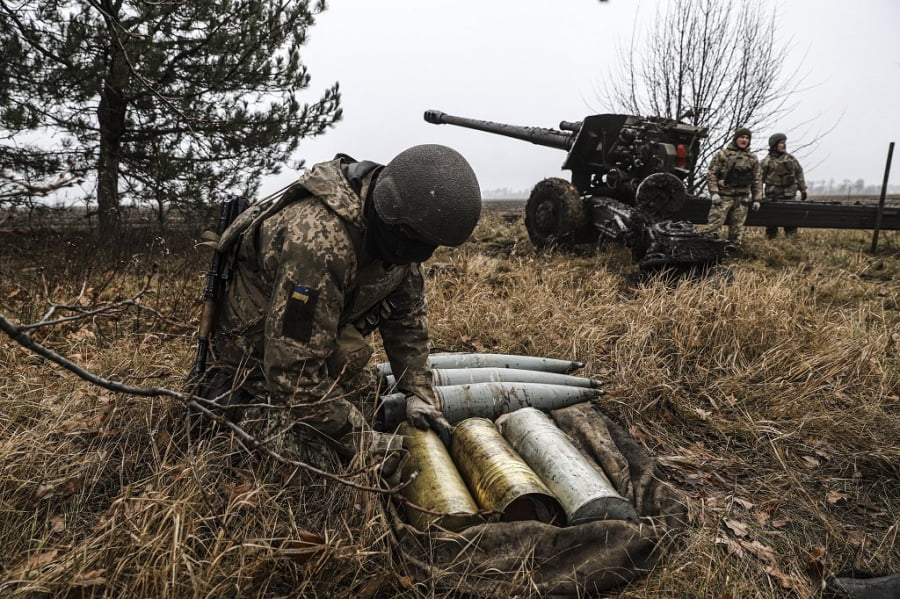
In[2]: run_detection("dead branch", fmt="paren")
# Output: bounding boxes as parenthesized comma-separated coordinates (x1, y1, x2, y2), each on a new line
(0, 308, 401, 496)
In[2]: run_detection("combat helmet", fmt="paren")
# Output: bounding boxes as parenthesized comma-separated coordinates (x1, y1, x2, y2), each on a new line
(768, 133, 787, 149)
(734, 126, 752, 142)
(372, 144, 482, 246)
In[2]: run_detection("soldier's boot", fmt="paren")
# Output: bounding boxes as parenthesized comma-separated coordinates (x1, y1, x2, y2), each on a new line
(825, 572, 900, 599)
(765, 226, 779, 239)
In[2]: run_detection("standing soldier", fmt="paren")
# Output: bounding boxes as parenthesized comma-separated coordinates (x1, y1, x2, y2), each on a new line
(761, 133, 808, 238)
(705, 127, 763, 248)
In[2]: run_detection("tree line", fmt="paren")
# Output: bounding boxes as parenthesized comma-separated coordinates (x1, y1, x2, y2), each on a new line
(3, 0, 836, 233)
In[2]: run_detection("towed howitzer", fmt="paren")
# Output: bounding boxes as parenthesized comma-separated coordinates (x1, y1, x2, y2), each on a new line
(425, 109, 729, 270)
(193, 195, 248, 378)
(425, 110, 900, 262)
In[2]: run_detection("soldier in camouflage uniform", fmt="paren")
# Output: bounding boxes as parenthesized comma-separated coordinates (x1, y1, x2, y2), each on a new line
(201, 145, 482, 469)
(705, 127, 763, 247)
(761, 133, 808, 238)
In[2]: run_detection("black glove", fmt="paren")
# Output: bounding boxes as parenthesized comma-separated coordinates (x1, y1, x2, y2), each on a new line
(800, 190, 808, 201)
(406, 395, 451, 446)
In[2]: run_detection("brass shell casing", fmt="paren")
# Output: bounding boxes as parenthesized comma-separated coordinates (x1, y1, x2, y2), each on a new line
(451, 418, 564, 524)
(398, 424, 482, 532)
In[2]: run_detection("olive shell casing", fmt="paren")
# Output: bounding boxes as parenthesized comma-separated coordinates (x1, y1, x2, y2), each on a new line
(376, 352, 585, 378)
(398, 423, 482, 532)
(383, 367, 601, 388)
(375, 382, 603, 431)
(498, 408, 638, 524)
(451, 418, 564, 524)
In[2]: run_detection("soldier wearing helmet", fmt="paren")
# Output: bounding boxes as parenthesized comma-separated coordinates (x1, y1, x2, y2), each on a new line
(761, 133, 808, 238)
(200, 145, 481, 468)
(705, 126, 763, 247)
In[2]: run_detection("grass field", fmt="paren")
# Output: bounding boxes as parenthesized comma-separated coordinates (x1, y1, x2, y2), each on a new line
(0, 207, 897, 598)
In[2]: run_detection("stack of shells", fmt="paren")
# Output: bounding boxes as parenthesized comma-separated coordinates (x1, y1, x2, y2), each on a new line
(376, 353, 638, 532)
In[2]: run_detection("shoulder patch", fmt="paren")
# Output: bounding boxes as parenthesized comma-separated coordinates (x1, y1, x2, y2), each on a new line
(282, 284, 319, 343)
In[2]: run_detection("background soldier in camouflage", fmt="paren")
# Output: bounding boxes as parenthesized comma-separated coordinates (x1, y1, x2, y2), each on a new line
(705, 127, 763, 247)
(202, 145, 481, 469)
(761, 133, 808, 238)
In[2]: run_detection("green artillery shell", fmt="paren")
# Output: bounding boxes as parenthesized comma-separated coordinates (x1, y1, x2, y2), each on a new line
(398, 423, 482, 532)
(375, 382, 602, 431)
(438, 382, 602, 424)
(451, 418, 564, 524)
(498, 408, 638, 524)
(383, 367, 601, 388)
(376, 352, 585, 379)
(375, 392, 408, 432)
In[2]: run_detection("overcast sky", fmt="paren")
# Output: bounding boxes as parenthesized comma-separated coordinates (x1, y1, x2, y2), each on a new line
(260, 0, 899, 197)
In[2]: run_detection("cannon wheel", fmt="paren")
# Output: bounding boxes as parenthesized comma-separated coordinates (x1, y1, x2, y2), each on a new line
(525, 178, 598, 248)
(634, 172, 687, 219)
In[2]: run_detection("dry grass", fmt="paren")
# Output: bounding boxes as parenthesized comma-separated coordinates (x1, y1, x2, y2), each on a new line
(1, 212, 898, 598)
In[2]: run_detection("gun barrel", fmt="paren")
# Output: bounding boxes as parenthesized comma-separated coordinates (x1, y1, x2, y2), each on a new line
(424, 110, 574, 150)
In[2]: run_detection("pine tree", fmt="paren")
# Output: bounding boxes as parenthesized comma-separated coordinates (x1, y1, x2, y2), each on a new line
(0, 0, 341, 234)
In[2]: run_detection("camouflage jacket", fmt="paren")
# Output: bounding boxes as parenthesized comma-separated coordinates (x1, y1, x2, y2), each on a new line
(707, 143, 763, 200)
(213, 157, 435, 406)
(761, 151, 807, 199)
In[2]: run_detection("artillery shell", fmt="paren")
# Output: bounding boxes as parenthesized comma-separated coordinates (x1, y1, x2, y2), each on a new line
(383, 367, 601, 388)
(439, 382, 602, 424)
(451, 418, 563, 524)
(376, 352, 585, 379)
(374, 382, 602, 431)
(398, 423, 482, 532)
(427, 353, 585, 373)
(498, 408, 638, 524)
(375, 392, 408, 432)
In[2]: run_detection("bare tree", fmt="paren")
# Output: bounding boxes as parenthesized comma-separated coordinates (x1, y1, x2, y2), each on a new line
(600, 0, 809, 192)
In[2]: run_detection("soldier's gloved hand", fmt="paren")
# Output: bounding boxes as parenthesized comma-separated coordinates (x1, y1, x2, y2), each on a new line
(710, 193, 722, 205)
(406, 395, 451, 446)
(751, 201, 761, 212)
(800, 190, 808, 201)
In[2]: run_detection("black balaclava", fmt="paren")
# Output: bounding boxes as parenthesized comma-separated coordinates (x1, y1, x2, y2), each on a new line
(363, 192, 437, 266)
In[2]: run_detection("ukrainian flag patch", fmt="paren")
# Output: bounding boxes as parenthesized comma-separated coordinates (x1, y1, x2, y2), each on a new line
(291, 285, 312, 303)
(283, 284, 318, 342)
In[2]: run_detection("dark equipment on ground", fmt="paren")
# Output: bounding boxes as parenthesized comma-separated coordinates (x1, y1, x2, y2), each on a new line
(424, 110, 900, 268)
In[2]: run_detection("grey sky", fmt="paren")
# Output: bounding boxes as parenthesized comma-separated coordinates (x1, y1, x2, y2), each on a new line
(261, 0, 900, 197)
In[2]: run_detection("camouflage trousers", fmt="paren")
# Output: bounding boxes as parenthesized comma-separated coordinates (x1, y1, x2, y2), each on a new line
(239, 399, 402, 479)
(193, 367, 369, 473)
(239, 398, 368, 472)
(705, 193, 750, 245)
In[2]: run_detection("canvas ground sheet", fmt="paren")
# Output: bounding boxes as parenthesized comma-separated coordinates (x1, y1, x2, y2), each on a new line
(384, 401, 687, 597)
